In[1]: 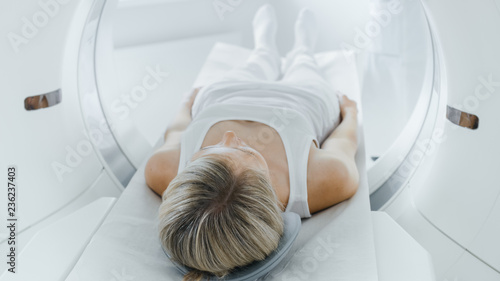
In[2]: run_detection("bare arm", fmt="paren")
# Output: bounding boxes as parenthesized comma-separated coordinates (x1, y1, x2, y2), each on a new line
(145, 88, 200, 196)
(321, 95, 358, 160)
(162, 87, 201, 145)
(307, 95, 360, 213)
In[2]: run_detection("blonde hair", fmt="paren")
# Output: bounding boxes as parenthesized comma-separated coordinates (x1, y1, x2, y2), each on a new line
(158, 154, 284, 281)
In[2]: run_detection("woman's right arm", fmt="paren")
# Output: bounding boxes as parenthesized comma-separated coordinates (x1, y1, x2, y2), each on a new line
(145, 88, 200, 196)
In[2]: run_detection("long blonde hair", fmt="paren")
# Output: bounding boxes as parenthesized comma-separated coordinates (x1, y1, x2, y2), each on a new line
(158, 154, 284, 280)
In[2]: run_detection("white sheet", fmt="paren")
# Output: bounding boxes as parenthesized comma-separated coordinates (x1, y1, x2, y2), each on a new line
(67, 43, 378, 281)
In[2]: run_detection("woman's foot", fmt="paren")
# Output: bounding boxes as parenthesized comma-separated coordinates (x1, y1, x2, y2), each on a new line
(252, 4, 279, 52)
(292, 8, 318, 53)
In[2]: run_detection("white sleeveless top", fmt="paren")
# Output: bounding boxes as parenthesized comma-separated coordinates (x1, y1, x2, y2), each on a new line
(178, 81, 340, 218)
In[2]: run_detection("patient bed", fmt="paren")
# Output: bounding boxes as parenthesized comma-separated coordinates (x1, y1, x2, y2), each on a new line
(66, 43, 434, 281)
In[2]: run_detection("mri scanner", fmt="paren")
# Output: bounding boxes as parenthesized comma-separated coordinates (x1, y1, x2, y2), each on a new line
(1, 0, 499, 280)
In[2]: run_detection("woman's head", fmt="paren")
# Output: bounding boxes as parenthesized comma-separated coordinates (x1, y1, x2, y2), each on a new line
(158, 131, 284, 280)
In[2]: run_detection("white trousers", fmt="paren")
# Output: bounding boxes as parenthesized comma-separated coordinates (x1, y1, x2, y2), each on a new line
(220, 46, 334, 97)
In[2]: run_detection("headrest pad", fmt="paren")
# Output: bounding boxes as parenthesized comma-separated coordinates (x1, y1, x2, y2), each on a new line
(161, 212, 301, 281)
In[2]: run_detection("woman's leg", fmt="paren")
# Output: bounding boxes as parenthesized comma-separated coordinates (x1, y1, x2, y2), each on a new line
(281, 9, 326, 86)
(221, 4, 281, 82)
(281, 8, 341, 140)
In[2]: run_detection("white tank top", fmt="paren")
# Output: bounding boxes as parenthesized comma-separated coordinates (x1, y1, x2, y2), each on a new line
(178, 81, 340, 218)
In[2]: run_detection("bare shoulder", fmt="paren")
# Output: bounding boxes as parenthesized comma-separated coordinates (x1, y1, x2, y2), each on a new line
(306, 143, 359, 214)
(144, 144, 181, 197)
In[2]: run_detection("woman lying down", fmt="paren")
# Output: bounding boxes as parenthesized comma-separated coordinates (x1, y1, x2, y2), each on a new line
(145, 4, 359, 281)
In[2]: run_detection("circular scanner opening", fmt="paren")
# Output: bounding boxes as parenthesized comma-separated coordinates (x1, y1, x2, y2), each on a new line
(83, 0, 434, 188)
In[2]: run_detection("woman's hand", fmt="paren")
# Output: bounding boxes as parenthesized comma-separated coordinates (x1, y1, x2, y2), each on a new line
(164, 87, 201, 141)
(339, 94, 358, 119)
(184, 87, 201, 116)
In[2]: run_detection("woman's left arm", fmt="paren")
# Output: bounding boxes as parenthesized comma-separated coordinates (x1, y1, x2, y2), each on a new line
(145, 88, 200, 196)
(162, 87, 200, 144)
